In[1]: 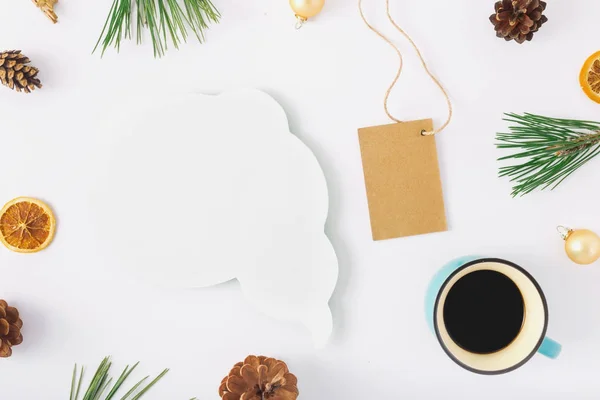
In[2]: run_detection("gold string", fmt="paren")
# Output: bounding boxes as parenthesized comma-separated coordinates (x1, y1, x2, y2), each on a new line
(358, 0, 453, 136)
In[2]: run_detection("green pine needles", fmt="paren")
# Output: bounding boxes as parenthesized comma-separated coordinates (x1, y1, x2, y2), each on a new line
(94, 0, 220, 58)
(497, 113, 600, 197)
(69, 357, 172, 400)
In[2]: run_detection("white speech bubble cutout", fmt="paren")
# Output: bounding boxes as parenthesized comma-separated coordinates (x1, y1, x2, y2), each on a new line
(93, 90, 339, 346)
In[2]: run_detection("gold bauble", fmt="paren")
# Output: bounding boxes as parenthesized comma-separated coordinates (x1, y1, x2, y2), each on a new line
(563, 228, 600, 265)
(290, 0, 325, 20)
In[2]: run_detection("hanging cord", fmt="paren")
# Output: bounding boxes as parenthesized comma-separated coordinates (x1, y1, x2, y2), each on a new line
(358, 0, 453, 136)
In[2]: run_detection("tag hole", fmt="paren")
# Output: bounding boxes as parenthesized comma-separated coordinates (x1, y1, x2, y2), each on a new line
(420, 130, 426, 136)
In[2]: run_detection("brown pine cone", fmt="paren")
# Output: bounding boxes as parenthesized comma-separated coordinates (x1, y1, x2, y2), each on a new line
(490, 0, 548, 44)
(0, 300, 23, 358)
(0, 51, 43, 93)
(219, 355, 299, 400)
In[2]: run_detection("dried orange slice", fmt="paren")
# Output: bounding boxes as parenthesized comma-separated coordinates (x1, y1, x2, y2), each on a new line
(580, 51, 600, 104)
(0, 197, 56, 253)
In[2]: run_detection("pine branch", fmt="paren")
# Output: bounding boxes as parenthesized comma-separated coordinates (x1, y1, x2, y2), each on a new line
(70, 357, 171, 400)
(94, 0, 220, 58)
(496, 113, 600, 197)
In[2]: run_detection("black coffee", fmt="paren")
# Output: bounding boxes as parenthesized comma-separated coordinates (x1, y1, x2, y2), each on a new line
(443, 270, 524, 354)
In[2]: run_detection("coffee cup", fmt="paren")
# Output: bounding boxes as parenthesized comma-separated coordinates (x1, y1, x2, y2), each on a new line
(425, 256, 561, 374)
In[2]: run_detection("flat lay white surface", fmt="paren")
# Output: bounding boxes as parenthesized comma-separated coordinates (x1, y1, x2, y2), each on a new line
(1, 0, 600, 398)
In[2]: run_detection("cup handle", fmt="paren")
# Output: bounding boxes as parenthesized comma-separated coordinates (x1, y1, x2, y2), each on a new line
(538, 336, 562, 359)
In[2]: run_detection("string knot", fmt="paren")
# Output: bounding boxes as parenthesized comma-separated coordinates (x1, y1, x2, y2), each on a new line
(358, 0, 452, 136)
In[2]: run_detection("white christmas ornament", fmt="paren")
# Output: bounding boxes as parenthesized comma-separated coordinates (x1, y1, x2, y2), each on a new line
(92, 90, 339, 346)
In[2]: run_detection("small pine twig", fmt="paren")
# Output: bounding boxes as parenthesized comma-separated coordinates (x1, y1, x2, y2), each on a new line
(496, 113, 600, 197)
(69, 357, 172, 400)
(94, 0, 220, 58)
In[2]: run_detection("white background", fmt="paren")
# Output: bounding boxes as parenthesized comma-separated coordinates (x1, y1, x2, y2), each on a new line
(1, 0, 600, 398)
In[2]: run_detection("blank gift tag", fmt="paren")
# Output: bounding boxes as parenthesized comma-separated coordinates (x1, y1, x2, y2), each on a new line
(358, 119, 447, 240)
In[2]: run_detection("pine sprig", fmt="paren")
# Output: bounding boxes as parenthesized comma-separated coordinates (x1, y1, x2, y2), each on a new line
(70, 357, 171, 400)
(497, 113, 600, 197)
(94, 0, 220, 58)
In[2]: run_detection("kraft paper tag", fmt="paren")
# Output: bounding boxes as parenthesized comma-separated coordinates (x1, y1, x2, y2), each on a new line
(358, 119, 447, 240)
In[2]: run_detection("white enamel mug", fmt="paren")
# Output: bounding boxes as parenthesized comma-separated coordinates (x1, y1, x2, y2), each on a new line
(425, 257, 561, 375)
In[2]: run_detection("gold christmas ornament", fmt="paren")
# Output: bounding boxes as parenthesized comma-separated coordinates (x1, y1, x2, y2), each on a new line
(32, 0, 58, 24)
(558, 226, 600, 265)
(290, 0, 325, 29)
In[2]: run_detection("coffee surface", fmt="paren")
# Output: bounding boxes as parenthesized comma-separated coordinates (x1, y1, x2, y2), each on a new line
(443, 270, 524, 354)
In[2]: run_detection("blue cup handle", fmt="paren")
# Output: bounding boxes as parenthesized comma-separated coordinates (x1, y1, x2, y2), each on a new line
(538, 337, 561, 359)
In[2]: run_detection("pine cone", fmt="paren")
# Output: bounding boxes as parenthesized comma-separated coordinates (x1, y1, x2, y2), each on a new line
(219, 355, 299, 400)
(32, 0, 58, 23)
(0, 300, 23, 358)
(0, 51, 43, 93)
(490, 0, 548, 44)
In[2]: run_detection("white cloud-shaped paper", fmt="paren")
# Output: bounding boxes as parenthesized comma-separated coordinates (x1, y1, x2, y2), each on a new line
(92, 90, 339, 346)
